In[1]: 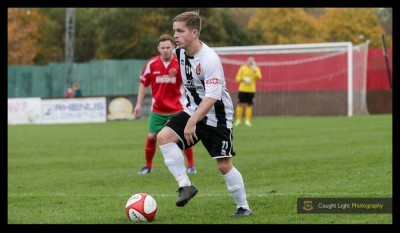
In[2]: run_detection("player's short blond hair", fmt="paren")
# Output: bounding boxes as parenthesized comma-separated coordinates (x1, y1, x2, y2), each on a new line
(173, 11, 201, 34)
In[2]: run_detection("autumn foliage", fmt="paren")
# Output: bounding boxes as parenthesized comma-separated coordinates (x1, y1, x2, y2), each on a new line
(8, 8, 391, 65)
(8, 8, 44, 65)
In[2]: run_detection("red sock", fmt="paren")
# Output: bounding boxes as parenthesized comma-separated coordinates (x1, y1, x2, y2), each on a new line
(145, 138, 156, 168)
(183, 147, 194, 167)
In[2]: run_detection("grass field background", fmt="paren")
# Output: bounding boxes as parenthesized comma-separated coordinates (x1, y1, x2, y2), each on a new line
(8, 115, 392, 224)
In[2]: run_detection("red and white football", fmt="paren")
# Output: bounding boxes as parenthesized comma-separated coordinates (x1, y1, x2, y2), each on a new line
(125, 193, 158, 222)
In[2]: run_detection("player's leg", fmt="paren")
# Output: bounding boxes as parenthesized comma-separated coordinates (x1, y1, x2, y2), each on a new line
(235, 92, 245, 126)
(137, 132, 157, 174)
(200, 125, 251, 217)
(184, 147, 197, 174)
(244, 104, 252, 126)
(138, 112, 173, 174)
(218, 157, 252, 217)
(158, 126, 189, 187)
(137, 112, 159, 174)
(235, 104, 244, 126)
(245, 93, 254, 126)
(165, 113, 196, 174)
(157, 112, 199, 207)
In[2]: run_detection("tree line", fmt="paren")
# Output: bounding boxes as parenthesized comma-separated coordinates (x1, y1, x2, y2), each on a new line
(8, 8, 392, 65)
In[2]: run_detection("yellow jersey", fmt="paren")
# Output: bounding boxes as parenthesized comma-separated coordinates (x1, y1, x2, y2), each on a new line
(235, 65, 262, 93)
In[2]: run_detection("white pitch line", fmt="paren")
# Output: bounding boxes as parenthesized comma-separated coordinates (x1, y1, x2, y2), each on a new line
(8, 192, 392, 197)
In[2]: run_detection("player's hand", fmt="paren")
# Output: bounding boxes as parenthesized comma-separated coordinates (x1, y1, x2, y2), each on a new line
(251, 64, 257, 72)
(134, 105, 141, 118)
(184, 124, 198, 145)
(243, 77, 251, 84)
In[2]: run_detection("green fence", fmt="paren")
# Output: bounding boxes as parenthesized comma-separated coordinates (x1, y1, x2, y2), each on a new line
(8, 59, 148, 98)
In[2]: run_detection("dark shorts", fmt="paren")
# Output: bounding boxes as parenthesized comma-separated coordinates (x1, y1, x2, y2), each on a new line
(238, 92, 255, 105)
(164, 111, 236, 159)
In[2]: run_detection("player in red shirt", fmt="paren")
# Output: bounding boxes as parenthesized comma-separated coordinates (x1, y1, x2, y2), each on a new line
(134, 34, 196, 174)
(65, 87, 75, 98)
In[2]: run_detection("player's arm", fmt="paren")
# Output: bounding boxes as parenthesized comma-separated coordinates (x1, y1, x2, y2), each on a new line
(135, 61, 152, 118)
(235, 66, 244, 82)
(188, 97, 216, 124)
(184, 97, 217, 145)
(134, 83, 146, 118)
(254, 66, 262, 80)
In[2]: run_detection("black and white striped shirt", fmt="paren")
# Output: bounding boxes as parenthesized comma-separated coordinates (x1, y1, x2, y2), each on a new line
(176, 41, 234, 128)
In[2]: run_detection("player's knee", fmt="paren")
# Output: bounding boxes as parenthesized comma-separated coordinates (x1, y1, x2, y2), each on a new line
(157, 130, 170, 145)
(217, 158, 233, 174)
(157, 128, 180, 146)
(147, 133, 157, 141)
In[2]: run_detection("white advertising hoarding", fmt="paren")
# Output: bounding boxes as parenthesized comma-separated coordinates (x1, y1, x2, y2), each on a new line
(8, 98, 42, 125)
(41, 97, 106, 124)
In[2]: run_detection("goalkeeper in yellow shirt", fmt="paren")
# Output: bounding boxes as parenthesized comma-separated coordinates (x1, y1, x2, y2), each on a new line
(234, 56, 262, 127)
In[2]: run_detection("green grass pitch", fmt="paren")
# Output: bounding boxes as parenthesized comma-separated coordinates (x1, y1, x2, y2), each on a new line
(8, 115, 392, 224)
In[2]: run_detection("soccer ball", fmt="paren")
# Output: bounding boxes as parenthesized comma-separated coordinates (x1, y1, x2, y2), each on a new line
(125, 193, 158, 222)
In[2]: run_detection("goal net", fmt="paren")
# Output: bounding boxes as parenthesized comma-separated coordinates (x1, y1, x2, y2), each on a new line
(213, 42, 369, 116)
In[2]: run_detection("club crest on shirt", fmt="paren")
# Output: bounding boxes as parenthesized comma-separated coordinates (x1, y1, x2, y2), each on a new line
(169, 68, 177, 77)
(196, 63, 201, 75)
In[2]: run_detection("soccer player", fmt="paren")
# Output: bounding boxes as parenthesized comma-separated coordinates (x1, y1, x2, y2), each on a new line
(134, 34, 197, 175)
(156, 11, 252, 217)
(234, 56, 262, 127)
(65, 87, 75, 98)
(72, 83, 82, 97)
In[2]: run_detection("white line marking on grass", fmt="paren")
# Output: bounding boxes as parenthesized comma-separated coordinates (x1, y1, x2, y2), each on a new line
(8, 192, 392, 197)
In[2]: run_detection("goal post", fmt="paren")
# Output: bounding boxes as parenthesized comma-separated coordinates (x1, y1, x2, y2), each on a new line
(212, 41, 369, 117)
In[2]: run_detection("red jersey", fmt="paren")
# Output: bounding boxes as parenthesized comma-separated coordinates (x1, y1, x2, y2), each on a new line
(138, 54, 185, 114)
